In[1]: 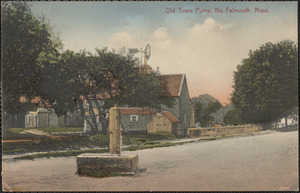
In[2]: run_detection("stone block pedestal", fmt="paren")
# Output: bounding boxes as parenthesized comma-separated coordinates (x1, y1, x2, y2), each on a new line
(77, 153, 139, 177)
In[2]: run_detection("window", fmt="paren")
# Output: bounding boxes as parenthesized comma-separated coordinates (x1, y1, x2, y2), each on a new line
(130, 115, 138, 122)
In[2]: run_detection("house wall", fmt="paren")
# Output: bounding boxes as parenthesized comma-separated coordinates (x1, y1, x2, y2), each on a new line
(178, 77, 194, 135)
(147, 113, 172, 133)
(161, 98, 180, 121)
(190, 102, 195, 127)
(37, 111, 60, 127)
(48, 112, 59, 127)
(120, 114, 152, 133)
(31, 109, 84, 128)
(25, 112, 38, 127)
(160, 76, 194, 136)
(38, 112, 49, 127)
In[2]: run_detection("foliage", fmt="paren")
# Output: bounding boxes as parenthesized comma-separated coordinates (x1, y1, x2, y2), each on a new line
(1, 2, 174, 135)
(232, 40, 298, 124)
(6, 127, 84, 134)
(1, 2, 61, 113)
(194, 101, 222, 127)
(223, 108, 244, 125)
(54, 49, 175, 134)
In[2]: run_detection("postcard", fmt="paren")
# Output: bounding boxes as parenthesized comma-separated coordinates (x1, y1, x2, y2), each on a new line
(2, 1, 298, 191)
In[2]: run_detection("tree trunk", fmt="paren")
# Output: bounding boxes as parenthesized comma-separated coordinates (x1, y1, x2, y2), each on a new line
(285, 116, 288, 128)
(85, 97, 98, 134)
(93, 99, 108, 133)
(77, 97, 96, 134)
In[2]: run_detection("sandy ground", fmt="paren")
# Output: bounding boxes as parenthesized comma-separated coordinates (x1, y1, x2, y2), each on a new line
(2, 130, 298, 191)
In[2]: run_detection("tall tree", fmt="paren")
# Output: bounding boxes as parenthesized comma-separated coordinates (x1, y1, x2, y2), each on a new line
(1, 2, 61, 113)
(232, 40, 298, 125)
(223, 108, 243, 125)
(54, 49, 174, 134)
(194, 101, 221, 127)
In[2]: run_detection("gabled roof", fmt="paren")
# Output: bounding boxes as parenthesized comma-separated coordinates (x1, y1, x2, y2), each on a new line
(161, 111, 180, 123)
(119, 108, 156, 115)
(159, 74, 185, 97)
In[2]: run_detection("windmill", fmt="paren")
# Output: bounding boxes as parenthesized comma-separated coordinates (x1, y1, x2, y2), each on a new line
(128, 44, 151, 66)
(143, 44, 151, 65)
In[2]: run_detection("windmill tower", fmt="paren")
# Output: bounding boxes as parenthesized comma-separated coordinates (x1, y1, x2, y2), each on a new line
(129, 44, 151, 66)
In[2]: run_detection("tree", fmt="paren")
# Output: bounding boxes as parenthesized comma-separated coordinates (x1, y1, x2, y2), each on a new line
(223, 108, 243, 125)
(194, 101, 221, 127)
(232, 40, 298, 125)
(1, 2, 61, 113)
(54, 48, 175, 134)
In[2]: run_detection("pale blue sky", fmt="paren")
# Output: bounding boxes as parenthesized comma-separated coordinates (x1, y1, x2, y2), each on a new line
(29, 1, 298, 105)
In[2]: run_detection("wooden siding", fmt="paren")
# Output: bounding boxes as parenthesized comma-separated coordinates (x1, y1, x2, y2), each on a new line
(147, 113, 173, 133)
(178, 76, 193, 135)
(120, 114, 153, 133)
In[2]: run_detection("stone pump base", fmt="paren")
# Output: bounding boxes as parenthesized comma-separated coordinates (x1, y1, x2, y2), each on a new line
(76, 153, 139, 177)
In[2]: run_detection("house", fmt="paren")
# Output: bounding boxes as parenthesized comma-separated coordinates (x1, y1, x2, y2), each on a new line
(25, 108, 83, 128)
(84, 73, 195, 136)
(159, 74, 195, 135)
(119, 108, 156, 134)
(5, 96, 84, 129)
(147, 111, 180, 135)
(272, 107, 298, 129)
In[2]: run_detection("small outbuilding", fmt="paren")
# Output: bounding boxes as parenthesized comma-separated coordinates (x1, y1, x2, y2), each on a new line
(147, 111, 180, 135)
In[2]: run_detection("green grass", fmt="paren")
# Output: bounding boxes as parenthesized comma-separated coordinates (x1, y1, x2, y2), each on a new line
(14, 148, 109, 160)
(13, 141, 183, 160)
(37, 127, 84, 133)
(6, 127, 84, 134)
(8, 132, 180, 160)
(3, 132, 177, 155)
(7, 131, 262, 161)
(122, 132, 177, 145)
(6, 128, 28, 134)
(3, 135, 107, 155)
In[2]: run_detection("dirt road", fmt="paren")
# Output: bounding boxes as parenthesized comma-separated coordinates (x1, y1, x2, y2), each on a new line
(2, 131, 298, 191)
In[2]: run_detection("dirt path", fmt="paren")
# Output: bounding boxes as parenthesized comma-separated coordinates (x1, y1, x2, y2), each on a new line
(2, 131, 298, 191)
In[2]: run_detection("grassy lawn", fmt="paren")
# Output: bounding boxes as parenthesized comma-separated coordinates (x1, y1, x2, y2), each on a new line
(13, 141, 185, 160)
(3, 132, 178, 156)
(5, 132, 257, 160)
(7, 127, 84, 134)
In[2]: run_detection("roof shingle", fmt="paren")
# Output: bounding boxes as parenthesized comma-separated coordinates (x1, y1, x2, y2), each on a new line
(161, 111, 180, 123)
(159, 74, 184, 97)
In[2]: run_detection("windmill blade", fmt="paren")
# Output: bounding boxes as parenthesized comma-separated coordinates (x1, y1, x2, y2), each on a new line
(128, 48, 139, 54)
(145, 44, 151, 60)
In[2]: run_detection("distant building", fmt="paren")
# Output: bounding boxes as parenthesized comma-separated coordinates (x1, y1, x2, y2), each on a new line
(272, 107, 298, 129)
(3, 96, 84, 131)
(25, 108, 83, 128)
